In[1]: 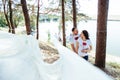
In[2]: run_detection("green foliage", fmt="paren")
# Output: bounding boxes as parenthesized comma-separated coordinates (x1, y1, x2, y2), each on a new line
(12, 5, 24, 28)
(48, 14, 59, 19)
(64, 0, 90, 22)
(77, 13, 91, 22)
(47, 30, 51, 42)
(30, 14, 36, 30)
(44, 0, 90, 22)
(0, 13, 7, 27)
(13, 13, 24, 28)
(108, 62, 120, 69)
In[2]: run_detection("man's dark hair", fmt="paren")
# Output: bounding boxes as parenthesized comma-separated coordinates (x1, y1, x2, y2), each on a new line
(72, 27, 76, 32)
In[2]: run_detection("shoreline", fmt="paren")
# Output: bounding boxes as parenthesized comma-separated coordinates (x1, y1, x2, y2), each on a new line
(89, 51, 120, 64)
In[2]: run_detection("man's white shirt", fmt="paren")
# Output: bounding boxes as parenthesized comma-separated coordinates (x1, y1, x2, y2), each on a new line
(69, 34, 80, 49)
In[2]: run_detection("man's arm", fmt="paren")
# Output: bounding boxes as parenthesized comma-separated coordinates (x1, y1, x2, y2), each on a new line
(75, 41, 79, 54)
(71, 44, 76, 53)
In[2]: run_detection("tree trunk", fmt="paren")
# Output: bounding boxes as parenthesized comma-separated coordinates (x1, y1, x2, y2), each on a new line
(2, 0, 11, 33)
(72, 0, 77, 28)
(21, 0, 31, 35)
(62, 0, 66, 46)
(36, 0, 40, 39)
(95, 0, 109, 68)
(9, 0, 15, 34)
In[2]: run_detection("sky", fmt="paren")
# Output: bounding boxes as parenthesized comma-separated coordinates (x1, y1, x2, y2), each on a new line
(42, 0, 120, 15)
(1, 0, 119, 15)
(78, 0, 120, 15)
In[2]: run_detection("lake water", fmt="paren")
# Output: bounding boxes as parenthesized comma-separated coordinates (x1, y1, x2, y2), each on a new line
(39, 20, 120, 57)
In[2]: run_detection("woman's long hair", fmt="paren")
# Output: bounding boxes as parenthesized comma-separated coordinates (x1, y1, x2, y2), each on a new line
(82, 30, 90, 40)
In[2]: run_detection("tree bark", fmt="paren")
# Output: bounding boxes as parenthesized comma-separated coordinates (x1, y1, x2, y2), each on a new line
(72, 0, 77, 28)
(9, 0, 15, 34)
(62, 0, 66, 46)
(95, 0, 109, 68)
(21, 0, 31, 35)
(2, 0, 11, 33)
(36, 0, 40, 39)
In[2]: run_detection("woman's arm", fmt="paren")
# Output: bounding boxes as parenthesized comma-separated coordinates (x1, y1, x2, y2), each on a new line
(75, 41, 79, 54)
(81, 45, 92, 53)
(86, 45, 92, 53)
(85, 40, 92, 53)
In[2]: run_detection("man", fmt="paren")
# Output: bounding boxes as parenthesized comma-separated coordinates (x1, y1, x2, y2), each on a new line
(69, 27, 80, 53)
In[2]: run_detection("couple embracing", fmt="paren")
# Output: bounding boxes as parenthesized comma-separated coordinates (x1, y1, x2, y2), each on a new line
(69, 27, 92, 61)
